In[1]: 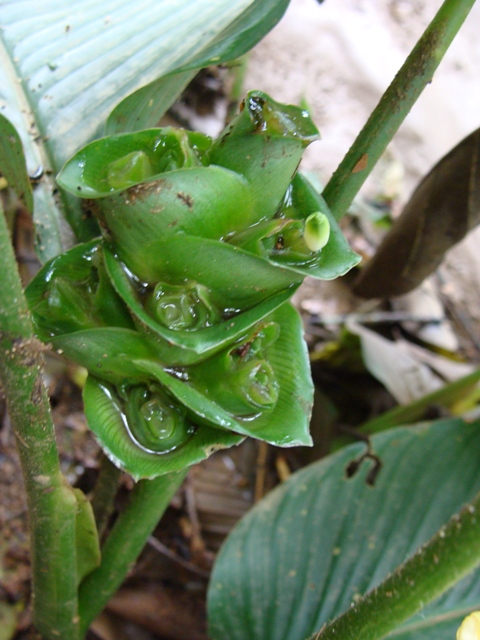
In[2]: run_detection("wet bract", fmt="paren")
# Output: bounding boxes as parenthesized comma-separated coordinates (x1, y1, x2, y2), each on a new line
(27, 91, 360, 479)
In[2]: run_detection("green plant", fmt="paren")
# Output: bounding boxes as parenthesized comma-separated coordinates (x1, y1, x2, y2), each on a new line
(26, 93, 357, 481)
(0, 1, 479, 639)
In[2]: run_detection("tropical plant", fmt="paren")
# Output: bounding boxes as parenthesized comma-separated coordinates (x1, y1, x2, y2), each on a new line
(0, 1, 479, 639)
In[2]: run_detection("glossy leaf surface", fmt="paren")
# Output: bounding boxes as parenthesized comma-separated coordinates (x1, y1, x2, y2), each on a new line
(83, 375, 244, 480)
(25, 240, 134, 340)
(105, 246, 298, 365)
(107, 234, 304, 307)
(85, 166, 258, 248)
(134, 304, 313, 447)
(56, 129, 212, 198)
(36, 304, 313, 475)
(208, 90, 319, 217)
(208, 419, 480, 640)
(50, 328, 160, 383)
(104, 227, 356, 311)
(272, 173, 361, 279)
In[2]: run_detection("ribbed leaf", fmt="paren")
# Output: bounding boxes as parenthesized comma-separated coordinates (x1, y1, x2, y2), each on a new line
(106, 70, 197, 135)
(83, 375, 243, 480)
(107, 0, 291, 133)
(208, 419, 480, 640)
(0, 0, 289, 257)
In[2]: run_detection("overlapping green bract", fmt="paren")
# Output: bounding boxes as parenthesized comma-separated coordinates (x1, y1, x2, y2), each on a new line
(26, 91, 360, 480)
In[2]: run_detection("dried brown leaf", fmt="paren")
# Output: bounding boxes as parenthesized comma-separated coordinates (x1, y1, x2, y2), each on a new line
(353, 128, 480, 298)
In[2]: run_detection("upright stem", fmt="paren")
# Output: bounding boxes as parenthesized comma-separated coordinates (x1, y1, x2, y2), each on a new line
(90, 454, 122, 539)
(309, 488, 480, 640)
(322, 0, 476, 220)
(226, 55, 249, 123)
(0, 207, 80, 640)
(78, 469, 187, 635)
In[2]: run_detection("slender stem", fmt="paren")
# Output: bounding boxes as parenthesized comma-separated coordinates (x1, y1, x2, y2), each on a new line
(0, 207, 80, 640)
(226, 54, 249, 123)
(359, 367, 480, 435)
(309, 488, 480, 640)
(322, 0, 476, 220)
(90, 454, 122, 539)
(78, 469, 187, 635)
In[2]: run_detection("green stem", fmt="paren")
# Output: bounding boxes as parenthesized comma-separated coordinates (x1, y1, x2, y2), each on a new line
(322, 0, 476, 220)
(359, 367, 480, 435)
(309, 488, 480, 640)
(90, 454, 122, 540)
(78, 469, 187, 635)
(0, 207, 80, 640)
(226, 54, 249, 123)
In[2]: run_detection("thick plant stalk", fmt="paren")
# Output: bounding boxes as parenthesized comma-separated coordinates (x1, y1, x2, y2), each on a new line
(309, 488, 480, 640)
(0, 208, 80, 640)
(322, 0, 476, 220)
(78, 469, 187, 635)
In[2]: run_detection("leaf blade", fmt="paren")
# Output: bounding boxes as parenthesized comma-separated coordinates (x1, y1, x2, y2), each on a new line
(0, 113, 33, 212)
(208, 419, 480, 640)
(1, 0, 288, 256)
(106, 0, 290, 133)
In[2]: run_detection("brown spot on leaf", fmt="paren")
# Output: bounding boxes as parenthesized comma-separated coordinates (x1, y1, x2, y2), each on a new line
(177, 192, 194, 208)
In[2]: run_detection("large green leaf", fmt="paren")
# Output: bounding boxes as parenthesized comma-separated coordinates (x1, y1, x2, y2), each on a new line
(107, 0, 291, 133)
(0, 0, 289, 258)
(106, 70, 198, 136)
(208, 419, 480, 640)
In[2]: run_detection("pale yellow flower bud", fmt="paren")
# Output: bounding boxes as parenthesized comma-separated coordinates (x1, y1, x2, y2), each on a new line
(304, 211, 330, 252)
(457, 611, 480, 640)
